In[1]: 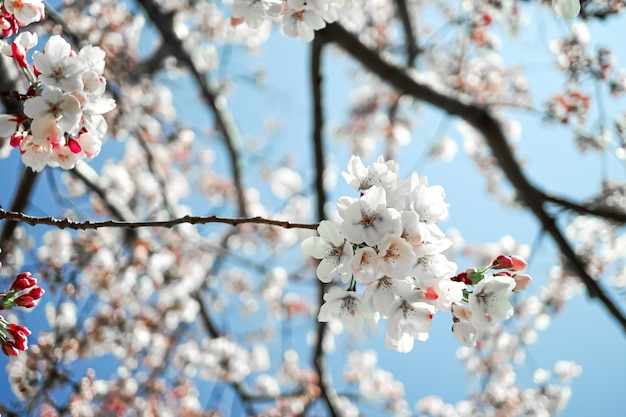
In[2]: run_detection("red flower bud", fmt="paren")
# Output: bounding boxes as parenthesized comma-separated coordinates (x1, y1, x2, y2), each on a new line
(2, 342, 19, 356)
(27, 287, 45, 300)
(9, 323, 31, 338)
(10, 272, 36, 291)
(14, 294, 36, 308)
(492, 255, 513, 269)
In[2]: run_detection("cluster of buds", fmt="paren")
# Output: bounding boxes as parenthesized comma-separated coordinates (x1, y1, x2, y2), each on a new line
(0, 32, 116, 171)
(302, 156, 531, 352)
(450, 255, 531, 347)
(0, 270, 44, 356)
(1, 0, 44, 37)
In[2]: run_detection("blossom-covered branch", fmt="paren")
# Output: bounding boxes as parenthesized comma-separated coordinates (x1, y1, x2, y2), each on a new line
(318, 22, 626, 335)
(136, 0, 249, 217)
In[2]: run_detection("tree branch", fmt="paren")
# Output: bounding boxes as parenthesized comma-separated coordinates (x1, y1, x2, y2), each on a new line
(319, 22, 626, 335)
(395, 0, 419, 66)
(0, 208, 318, 231)
(309, 35, 341, 417)
(544, 193, 626, 223)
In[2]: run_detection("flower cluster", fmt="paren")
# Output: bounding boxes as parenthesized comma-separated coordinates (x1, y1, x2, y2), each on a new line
(1, 0, 44, 37)
(230, 0, 345, 42)
(1, 264, 44, 356)
(0, 33, 116, 171)
(449, 255, 531, 347)
(302, 156, 531, 352)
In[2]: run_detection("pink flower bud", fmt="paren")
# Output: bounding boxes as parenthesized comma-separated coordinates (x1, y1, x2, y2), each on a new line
(510, 255, 528, 271)
(513, 274, 532, 292)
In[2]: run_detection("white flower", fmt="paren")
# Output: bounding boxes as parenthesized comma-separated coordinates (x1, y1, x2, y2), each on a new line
(351, 246, 381, 283)
(469, 274, 516, 326)
(308, 0, 345, 22)
(3, 0, 44, 25)
(384, 280, 435, 352)
(29, 116, 65, 147)
(33, 35, 87, 92)
(427, 276, 465, 310)
(75, 131, 102, 159)
(282, 6, 326, 43)
(232, 0, 282, 29)
(301, 220, 354, 283)
(410, 181, 449, 223)
(24, 88, 82, 134)
(399, 210, 424, 247)
(412, 254, 457, 286)
(78, 96, 116, 138)
(553, 0, 580, 19)
(363, 276, 402, 318)
(338, 186, 401, 246)
(385, 301, 435, 352)
(376, 234, 416, 279)
(452, 321, 477, 347)
(51, 145, 80, 169)
(0, 31, 38, 64)
(317, 287, 367, 334)
(19, 134, 53, 171)
(78, 45, 106, 74)
(0, 114, 20, 138)
(342, 155, 399, 193)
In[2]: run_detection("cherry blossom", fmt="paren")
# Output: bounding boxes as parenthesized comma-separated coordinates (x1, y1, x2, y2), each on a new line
(469, 274, 516, 326)
(338, 186, 401, 245)
(301, 220, 354, 283)
(2, 0, 44, 25)
(317, 287, 368, 333)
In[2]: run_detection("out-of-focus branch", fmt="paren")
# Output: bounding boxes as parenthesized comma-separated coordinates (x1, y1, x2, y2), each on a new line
(395, 0, 419, 66)
(319, 22, 626, 335)
(0, 208, 318, 230)
(0, 55, 40, 261)
(135, 0, 248, 217)
(544, 194, 626, 223)
(310, 36, 341, 417)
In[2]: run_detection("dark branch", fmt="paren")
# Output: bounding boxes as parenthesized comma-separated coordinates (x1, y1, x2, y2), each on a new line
(0, 208, 318, 231)
(310, 36, 341, 417)
(395, 0, 419, 66)
(544, 194, 626, 223)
